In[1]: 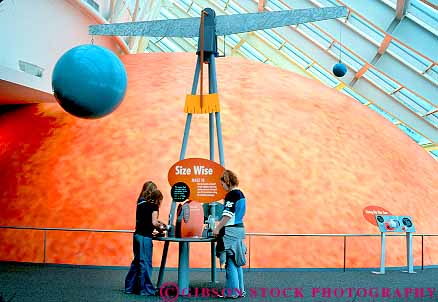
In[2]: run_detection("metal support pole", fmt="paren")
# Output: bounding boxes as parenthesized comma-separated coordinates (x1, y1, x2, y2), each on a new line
(191, 56, 202, 95)
(248, 235, 251, 270)
(343, 236, 346, 272)
(210, 240, 217, 283)
(157, 241, 170, 288)
(403, 232, 415, 273)
(178, 242, 190, 295)
(43, 230, 47, 264)
(215, 113, 225, 166)
(167, 201, 177, 237)
(422, 235, 424, 270)
(208, 53, 218, 283)
(209, 113, 215, 160)
(210, 203, 217, 283)
(179, 56, 201, 160)
(209, 53, 218, 92)
(180, 115, 192, 160)
(156, 199, 178, 288)
(208, 54, 215, 161)
(372, 232, 386, 274)
(208, 53, 225, 166)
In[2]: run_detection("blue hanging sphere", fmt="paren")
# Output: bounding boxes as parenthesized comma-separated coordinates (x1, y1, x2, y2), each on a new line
(332, 62, 347, 78)
(52, 44, 127, 119)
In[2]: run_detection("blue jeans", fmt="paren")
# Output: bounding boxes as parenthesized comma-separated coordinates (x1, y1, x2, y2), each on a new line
(225, 253, 245, 297)
(125, 234, 155, 295)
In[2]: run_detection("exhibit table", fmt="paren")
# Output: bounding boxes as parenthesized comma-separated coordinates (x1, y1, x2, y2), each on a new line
(153, 236, 217, 294)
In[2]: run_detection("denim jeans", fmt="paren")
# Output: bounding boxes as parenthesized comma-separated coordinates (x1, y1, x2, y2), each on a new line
(125, 234, 155, 295)
(225, 253, 245, 297)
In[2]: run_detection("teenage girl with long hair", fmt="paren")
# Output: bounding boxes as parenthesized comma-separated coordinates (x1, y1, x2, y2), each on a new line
(125, 181, 166, 296)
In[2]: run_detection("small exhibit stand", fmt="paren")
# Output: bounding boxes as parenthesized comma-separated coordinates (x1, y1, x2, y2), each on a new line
(373, 215, 415, 274)
(154, 236, 216, 295)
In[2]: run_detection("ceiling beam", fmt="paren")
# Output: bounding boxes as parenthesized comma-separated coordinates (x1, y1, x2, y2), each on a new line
(423, 143, 438, 151)
(395, 0, 411, 20)
(128, 0, 141, 50)
(258, 0, 266, 12)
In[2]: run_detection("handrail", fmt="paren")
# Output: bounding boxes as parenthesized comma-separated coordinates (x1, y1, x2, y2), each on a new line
(3, 225, 438, 236)
(246, 233, 438, 237)
(1, 226, 438, 270)
(0, 226, 133, 233)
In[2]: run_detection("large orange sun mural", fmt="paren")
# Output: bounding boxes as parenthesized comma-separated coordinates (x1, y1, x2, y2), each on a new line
(1, 53, 438, 269)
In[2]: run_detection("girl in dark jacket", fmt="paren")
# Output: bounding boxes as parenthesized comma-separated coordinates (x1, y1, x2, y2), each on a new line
(125, 181, 166, 296)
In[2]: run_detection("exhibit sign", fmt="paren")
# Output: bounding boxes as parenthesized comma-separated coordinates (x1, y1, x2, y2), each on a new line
(363, 205, 392, 226)
(168, 158, 226, 203)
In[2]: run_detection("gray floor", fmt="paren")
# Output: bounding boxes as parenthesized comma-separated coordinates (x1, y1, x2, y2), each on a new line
(1, 262, 438, 302)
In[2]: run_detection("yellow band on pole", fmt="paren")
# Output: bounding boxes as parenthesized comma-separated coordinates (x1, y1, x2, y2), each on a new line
(184, 94, 220, 113)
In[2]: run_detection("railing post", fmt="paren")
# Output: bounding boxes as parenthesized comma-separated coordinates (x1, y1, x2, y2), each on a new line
(248, 234, 251, 270)
(421, 235, 424, 270)
(43, 230, 47, 264)
(343, 235, 346, 272)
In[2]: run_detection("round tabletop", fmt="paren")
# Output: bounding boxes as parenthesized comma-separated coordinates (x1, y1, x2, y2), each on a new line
(153, 236, 216, 242)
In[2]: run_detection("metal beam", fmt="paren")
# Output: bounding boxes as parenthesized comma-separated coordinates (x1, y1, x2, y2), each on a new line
(423, 143, 438, 151)
(108, 0, 116, 22)
(110, 0, 128, 23)
(258, 0, 266, 12)
(395, 0, 411, 20)
(128, 0, 141, 49)
(350, 63, 371, 86)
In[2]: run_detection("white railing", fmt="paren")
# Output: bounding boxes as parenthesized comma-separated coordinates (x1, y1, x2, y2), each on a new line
(1, 226, 436, 270)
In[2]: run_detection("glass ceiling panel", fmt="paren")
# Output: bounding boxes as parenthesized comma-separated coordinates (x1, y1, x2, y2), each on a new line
(431, 150, 438, 159)
(329, 43, 363, 71)
(314, 0, 342, 6)
(340, 89, 414, 129)
(425, 65, 438, 84)
(368, 104, 400, 124)
(228, 1, 247, 14)
(296, 23, 333, 50)
(226, 34, 240, 48)
(363, 68, 400, 94)
(393, 89, 434, 116)
(216, 0, 228, 9)
(160, 8, 176, 20)
(409, 0, 438, 31)
(240, 43, 267, 62)
(267, 0, 290, 10)
(424, 113, 438, 127)
(177, 0, 191, 10)
(281, 43, 313, 68)
(259, 30, 284, 49)
(347, 13, 384, 45)
(387, 39, 432, 74)
(159, 38, 177, 52)
(189, 2, 203, 15)
(308, 65, 340, 87)
(397, 124, 431, 145)
(342, 87, 370, 105)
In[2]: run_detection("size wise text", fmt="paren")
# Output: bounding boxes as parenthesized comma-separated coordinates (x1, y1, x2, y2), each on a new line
(175, 165, 214, 175)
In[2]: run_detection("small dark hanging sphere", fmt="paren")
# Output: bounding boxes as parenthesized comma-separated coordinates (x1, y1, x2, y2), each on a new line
(333, 62, 347, 77)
